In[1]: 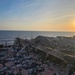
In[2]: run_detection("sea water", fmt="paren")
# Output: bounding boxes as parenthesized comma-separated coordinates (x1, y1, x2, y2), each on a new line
(0, 30, 75, 45)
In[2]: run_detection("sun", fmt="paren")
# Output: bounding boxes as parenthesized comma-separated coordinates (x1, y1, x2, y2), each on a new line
(72, 20, 75, 28)
(69, 19, 75, 31)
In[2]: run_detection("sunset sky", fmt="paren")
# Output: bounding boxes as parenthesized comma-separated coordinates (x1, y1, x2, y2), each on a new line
(0, 0, 75, 31)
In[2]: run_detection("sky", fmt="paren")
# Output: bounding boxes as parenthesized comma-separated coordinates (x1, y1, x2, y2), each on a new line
(0, 0, 75, 31)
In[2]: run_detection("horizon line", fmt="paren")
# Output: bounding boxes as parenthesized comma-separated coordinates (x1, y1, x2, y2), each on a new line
(0, 30, 75, 32)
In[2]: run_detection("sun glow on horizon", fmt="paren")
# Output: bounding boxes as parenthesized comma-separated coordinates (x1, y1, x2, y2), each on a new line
(72, 20, 75, 27)
(70, 19, 75, 31)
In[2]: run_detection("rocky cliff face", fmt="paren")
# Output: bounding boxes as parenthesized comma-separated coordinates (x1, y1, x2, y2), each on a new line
(32, 36, 75, 51)
(14, 36, 75, 54)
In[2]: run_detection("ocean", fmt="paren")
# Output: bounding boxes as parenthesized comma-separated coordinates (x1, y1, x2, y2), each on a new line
(0, 30, 75, 45)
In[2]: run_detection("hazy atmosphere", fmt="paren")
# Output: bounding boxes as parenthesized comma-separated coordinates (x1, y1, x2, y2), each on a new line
(0, 0, 75, 31)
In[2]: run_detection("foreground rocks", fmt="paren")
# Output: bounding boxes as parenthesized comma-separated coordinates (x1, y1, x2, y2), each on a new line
(0, 35, 75, 75)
